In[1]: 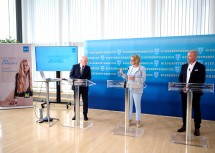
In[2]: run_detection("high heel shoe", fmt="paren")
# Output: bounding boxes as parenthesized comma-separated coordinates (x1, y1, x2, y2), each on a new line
(136, 121, 141, 128)
(129, 120, 132, 126)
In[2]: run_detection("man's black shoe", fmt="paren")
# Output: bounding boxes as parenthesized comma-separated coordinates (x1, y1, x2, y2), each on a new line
(177, 126, 186, 132)
(84, 115, 88, 121)
(72, 116, 76, 120)
(194, 129, 200, 136)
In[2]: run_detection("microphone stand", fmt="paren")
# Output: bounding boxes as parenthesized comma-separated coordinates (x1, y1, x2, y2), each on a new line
(123, 67, 129, 88)
(124, 76, 127, 88)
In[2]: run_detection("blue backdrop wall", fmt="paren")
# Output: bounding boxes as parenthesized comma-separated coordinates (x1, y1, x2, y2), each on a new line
(84, 35, 215, 120)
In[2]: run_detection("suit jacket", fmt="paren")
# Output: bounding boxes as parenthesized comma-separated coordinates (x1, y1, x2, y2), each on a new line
(69, 64, 91, 91)
(179, 61, 206, 94)
(122, 65, 146, 94)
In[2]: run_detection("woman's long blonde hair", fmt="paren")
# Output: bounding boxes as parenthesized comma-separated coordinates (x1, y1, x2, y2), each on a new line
(17, 59, 32, 93)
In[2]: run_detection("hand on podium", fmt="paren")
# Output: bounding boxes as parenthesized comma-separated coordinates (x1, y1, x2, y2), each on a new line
(183, 87, 189, 93)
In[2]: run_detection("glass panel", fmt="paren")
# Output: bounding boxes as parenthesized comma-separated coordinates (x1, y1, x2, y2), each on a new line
(168, 82, 214, 93)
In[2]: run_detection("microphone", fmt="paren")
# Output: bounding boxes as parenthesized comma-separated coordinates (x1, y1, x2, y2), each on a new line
(124, 67, 129, 88)
(124, 77, 127, 88)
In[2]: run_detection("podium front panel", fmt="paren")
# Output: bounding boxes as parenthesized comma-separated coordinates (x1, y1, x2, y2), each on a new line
(63, 79, 96, 87)
(107, 80, 143, 89)
(168, 82, 214, 93)
(107, 80, 124, 88)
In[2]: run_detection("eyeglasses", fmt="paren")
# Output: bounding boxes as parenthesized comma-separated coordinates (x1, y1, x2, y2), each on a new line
(130, 59, 135, 61)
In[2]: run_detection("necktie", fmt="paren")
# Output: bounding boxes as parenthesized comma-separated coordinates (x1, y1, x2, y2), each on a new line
(81, 66, 84, 76)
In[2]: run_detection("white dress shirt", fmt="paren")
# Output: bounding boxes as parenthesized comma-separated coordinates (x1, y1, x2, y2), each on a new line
(186, 61, 196, 83)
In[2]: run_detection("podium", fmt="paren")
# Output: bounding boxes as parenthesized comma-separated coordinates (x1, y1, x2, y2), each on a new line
(107, 80, 145, 137)
(168, 82, 214, 147)
(63, 79, 95, 129)
(35, 78, 61, 127)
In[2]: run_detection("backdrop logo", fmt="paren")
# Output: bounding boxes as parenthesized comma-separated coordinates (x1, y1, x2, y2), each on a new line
(117, 60, 121, 66)
(175, 66, 180, 73)
(198, 60, 204, 64)
(197, 47, 204, 54)
(117, 49, 122, 55)
(175, 54, 181, 61)
(23, 46, 29, 52)
(154, 48, 159, 55)
(154, 72, 159, 78)
(100, 55, 105, 61)
(100, 66, 105, 71)
(154, 60, 159, 67)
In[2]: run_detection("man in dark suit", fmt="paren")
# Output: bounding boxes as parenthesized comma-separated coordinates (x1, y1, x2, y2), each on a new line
(70, 56, 91, 121)
(177, 50, 206, 136)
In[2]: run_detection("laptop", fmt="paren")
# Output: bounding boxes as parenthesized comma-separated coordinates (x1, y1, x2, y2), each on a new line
(40, 71, 61, 82)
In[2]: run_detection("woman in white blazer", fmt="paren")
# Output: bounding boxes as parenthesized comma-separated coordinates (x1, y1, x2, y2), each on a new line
(120, 55, 146, 128)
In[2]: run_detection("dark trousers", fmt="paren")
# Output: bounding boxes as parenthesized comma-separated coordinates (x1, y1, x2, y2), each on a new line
(181, 93, 201, 129)
(74, 87, 88, 115)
